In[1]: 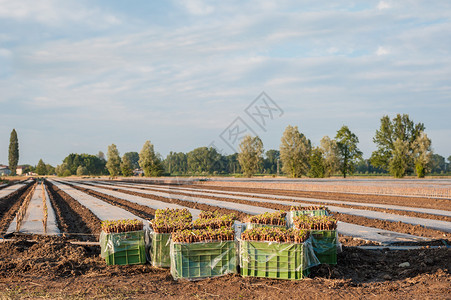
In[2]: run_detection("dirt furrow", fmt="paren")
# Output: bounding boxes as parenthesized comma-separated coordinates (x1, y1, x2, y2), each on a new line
(79, 182, 249, 221)
(45, 180, 100, 241)
(121, 186, 451, 241)
(191, 183, 451, 211)
(68, 184, 156, 220)
(125, 184, 451, 222)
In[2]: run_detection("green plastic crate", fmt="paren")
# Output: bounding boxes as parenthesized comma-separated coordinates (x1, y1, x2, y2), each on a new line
(170, 240, 237, 280)
(151, 232, 171, 268)
(100, 230, 147, 266)
(310, 230, 337, 265)
(239, 240, 308, 280)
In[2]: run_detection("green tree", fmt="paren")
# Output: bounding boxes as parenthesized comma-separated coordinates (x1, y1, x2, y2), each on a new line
(36, 159, 47, 175)
(121, 155, 134, 177)
(335, 126, 362, 178)
(225, 153, 240, 174)
(123, 152, 140, 170)
(448, 156, 451, 173)
(106, 144, 121, 177)
(62, 169, 72, 177)
(308, 147, 326, 178)
(389, 139, 410, 178)
(76, 165, 88, 176)
(371, 114, 425, 175)
(8, 129, 19, 176)
(319, 136, 339, 177)
(263, 150, 280, 174)
(187, 147, 221, 175)
(139, 140, 164, 177)
(279, 125, 311, 178)
(430, 154, 446, 174)
(164, 152, 188, 174)
(62, 153, 106, 175)
(412, 133, 432, 178)
(238, 135, 264, 177)
(55, 163, 69, 177)
(46, 164, 55, 175)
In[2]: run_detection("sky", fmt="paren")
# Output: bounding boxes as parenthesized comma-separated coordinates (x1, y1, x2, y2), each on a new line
(0, 0, 450, 166)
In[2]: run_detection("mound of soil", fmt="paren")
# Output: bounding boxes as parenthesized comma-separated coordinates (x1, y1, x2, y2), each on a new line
(0, 235, 449, 299)
(0, 235, 151, 279)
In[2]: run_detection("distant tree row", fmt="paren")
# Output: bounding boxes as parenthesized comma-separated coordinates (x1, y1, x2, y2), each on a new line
(48, 113, 449, 178)
(236, 114, 436, 178)
(55, 141, 164, 178)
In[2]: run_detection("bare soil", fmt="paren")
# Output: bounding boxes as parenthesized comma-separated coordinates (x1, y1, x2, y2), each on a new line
(120, 185, 451, 241)
(0, 235, 449, 299)
(70, 183, 157, 220)
(80, 181, 250, 221)
(45, 181, 100, 241)
(1, 180, 450, 299)
(194, 183, 451, 211)
(182, 185, 451, 222)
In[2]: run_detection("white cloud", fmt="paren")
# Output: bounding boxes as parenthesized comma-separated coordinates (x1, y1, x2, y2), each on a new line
(376, 46, 389, 56)
(178, 0, 214, 15)
(377, 1, 391, 10)
(1, 1, 450, 163)
(0, 48, 11, 57)
(0, 0, 121, 27)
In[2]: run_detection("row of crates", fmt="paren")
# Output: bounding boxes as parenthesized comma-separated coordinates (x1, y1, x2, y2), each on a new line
(100, 228, 338, 280)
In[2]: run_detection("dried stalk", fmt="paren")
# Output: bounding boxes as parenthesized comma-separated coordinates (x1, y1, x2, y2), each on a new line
(15, 182, 37, 232)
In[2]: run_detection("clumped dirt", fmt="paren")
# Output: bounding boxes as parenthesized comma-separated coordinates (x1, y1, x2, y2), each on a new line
(0, 181, 35, 235)
(45, 181, 100, 241)
(0, 235, 449, 299)
(0, 180, 450, 298)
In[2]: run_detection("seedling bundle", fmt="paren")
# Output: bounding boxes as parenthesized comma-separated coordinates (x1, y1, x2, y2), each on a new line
(150, 208, 192, 233)
(172, 227, 235, 243)
(241, 227, 309, 243)
(290, 205, 331, 215)
(100, 219, 146, 266)
(239, 227, 316, 280)
(293, 215, 337, 231)
(192, 212, 237, 229)
(244, 211, 287, 229)
(287, 205, 331, 227)
(101, 219, 144, 233)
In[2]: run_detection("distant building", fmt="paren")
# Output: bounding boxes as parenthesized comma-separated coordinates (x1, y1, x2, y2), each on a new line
(16, 166, 24, 175)
(133, 168, 144, 176)
(0, 165, 11, 176)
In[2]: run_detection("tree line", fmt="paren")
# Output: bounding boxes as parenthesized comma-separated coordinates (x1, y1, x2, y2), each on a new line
(4, 114, 451, 178)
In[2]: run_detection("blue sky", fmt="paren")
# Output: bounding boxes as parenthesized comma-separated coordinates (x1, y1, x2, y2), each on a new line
(1, 0, 450, 166)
